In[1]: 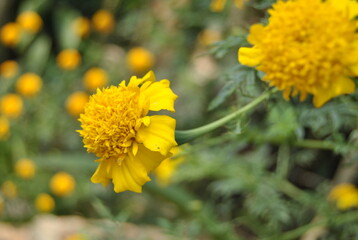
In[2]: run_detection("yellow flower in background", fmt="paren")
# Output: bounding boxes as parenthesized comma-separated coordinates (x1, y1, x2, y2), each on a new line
(65, 233, 87, 240)
(328, 183, 358, 210)
(56, 49, 81, 70)
(238, 0, 358, 108)
(1, 180, 17, 198)
(73, 16, 90, 38)
(78, 71, 177, 193)
(35, 193, 55, 212)
(0, 60, 18, 79)
(0, 116, 10, 140)
(66, 91, 89, 117)
(83, 67, 108, 91)
(16, 11, 43, 34)
(0, 94, 23, 119)
(15, 158, 36, 180)
(210, 0, 227, 12)
(50, 172, 76, 197)
(153, 147, 184, 186)
(16, 73, 42, 97)
(198, 29, 222, 46)
(127, 47, 155, 73)
(92, 10, 115, 34)
(0, 22, 21, 47)
(0, 196, 4, 214)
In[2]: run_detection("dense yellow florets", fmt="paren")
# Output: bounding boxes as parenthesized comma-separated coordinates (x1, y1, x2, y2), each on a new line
(238, 0, 358, 107)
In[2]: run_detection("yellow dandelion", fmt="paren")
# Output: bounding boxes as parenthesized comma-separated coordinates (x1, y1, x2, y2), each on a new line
(198, 29, 222, 46)
(66, 91, 89, 117)
(0, 116, 10, 140)
(78, 71, 178, 193)
(50, 172, 76, 197)
(1, 180, 17, 198)
(328, 183, 358, 210)
(127, 47, 155, 73)
(153, 147, 184, 186)
(73, 17, 90, 38)
(35, 193, 55, 212)
(16, 73, 42, 97)
(238, 0, 358, 108)
(83, 67, 108, 91)
(0, 60, 18, 79)
(0, 22, 21, 47)
(15, 158, 36, 180)
(0, 94, 23, 119)
(92, 10, 115, 34)
(56, 49, 81, 70)
(16, 11, 43, 34)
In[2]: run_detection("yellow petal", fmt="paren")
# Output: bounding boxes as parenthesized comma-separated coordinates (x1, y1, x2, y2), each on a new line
(132, 144, 169, 173)
(238, 47, 262, 67)
(140, 79, 178, 112)
(136, 115, 177, 156)
(313, 77, 355, 107)
(328, 0, 358, 19)
(91, 160, 111, 187)
(247, 24, 265, 45)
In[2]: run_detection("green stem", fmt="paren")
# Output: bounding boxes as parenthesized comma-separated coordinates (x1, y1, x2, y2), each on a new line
(294, 139, 336, 150)
(176, 89, 276, 144)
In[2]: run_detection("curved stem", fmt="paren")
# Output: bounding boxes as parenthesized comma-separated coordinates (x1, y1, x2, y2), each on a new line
(176, 89, 276, 144)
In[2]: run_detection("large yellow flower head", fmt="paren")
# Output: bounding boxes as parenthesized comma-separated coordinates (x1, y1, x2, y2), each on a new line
(127, 47, 155, 73)
(15, 158, 36, 180)
(0, 22, 21, 47)
(16, 11, 43, 34)
(50, 172, 76, 197)
(0, 93, 23, 119)
(78, 71, 178, 193)
(56, 49, 81, 70)
(238, 0, 358, 107)
(92, 10, 115, 34)
(16, 73, 42, 97)
(0, 60, 18, 79)
(83, 67, 108, 91)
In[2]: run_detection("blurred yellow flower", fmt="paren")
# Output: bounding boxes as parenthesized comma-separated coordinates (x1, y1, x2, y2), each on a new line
(153, 147, 184, 186)
(35, 193, 55, 212)
(92, 10, 115, 34)
(0, 94, 23, 119)
(198, 29, 222, 46)
(328, 183, 358, 210)
(0, 116, 10, 140)
(1, 180, 17, 198)
(50, 172, 76, 197)
(66, 91, 89, 117)
(0, 22, 21, 47)
(56, 49, 81, 70)
(83, 67, 108, 91)
(0, 60, 18, 79)
(0, 196, 4, 214)
(78, 71, 177, 193)
(73, 17, 90, 38)
(65, 233, 87, 240)
(127, 47, 155, 73)
(238, 0, 358, 108)
(15, 158, 36, 180)
(16, 11, 43, 34)
(16, 73, 42, 97)
(210, 0, 227, 12)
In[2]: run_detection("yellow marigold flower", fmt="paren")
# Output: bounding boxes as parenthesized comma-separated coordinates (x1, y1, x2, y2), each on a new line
(210, 0, 227, 12)
(198, 29, 222, 46)
(328, 183, 358, 210)
(153, 147, 184, 186)
(0, 116, 10, 140)
(16, 73, 42, 97)
(56, 49, 81, 70)
(73, 17, 90, 38)
(15, 158, 36, 180)
(92, 10, 115, 34)
(35, 193, 55, 212)
(0, 94, 23, 119)
(83, 67, 108, 91)
(1, 180, 17, 198)
(78, 71, 178, 193)
(0, 60, 18, 79)
(50, 172, 76, 197)
(127, 47, 155, 73)
(238, 0, 358, 108)
(16, 11, 43, 34)
(66, 92, 89, 117)
(0, 22, 21, 47)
